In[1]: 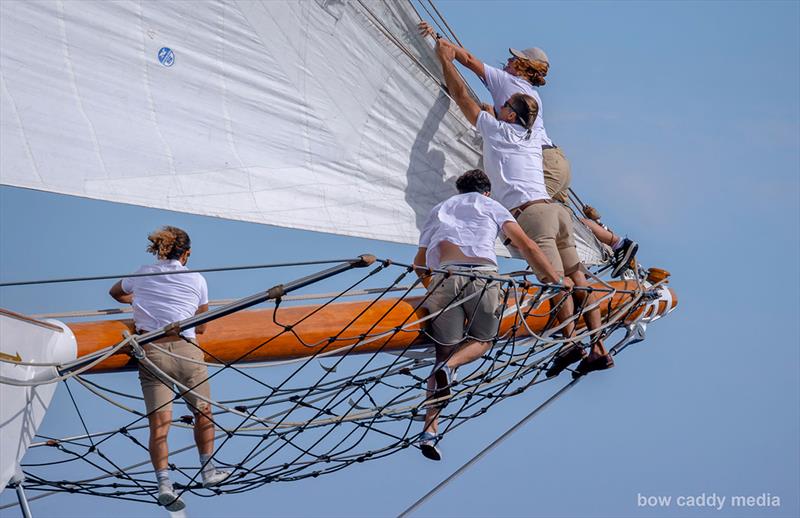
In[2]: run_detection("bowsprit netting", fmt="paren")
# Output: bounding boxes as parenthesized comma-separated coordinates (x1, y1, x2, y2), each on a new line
(3, 256, 665, 509)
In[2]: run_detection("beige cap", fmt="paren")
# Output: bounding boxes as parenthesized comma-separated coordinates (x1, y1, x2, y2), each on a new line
(509, 47, 549, 65)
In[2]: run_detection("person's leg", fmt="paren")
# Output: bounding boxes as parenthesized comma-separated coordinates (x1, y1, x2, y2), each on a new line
(193, 404, 230, 486)
(148, 410, 186, 511)
(424, 274, 465, 350)
(544, 264, 585, 378)
(194, 406, 215, 456)
(552, 288, 575, 338)
(138, 347, 176, 472)
(581, 218, 620, 247)
(567, 269, 607, 357)
(421, 351, 445, 461)
(565, 267, 615, 378)
(138, 345, 186, 511)
(450, 278, 502, 368)
(424, 273, 467, 401)
(580, 217, 638, 277)
(516, 204, 574, 336)
(542, 147, 571, 203)
(444, 339, 491, 369)
(148, 411, 173, 471)
(547, 206, 613, 377)
(179, 339, 231, 487)
(422, 375, 440, 435)
(180, 340, 215, 457)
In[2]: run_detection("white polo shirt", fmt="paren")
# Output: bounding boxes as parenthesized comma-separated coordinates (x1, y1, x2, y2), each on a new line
(475, 111, 549, 210)
(419, 192, 515, 269)
(121, 260, 208, 339)
(482, 63, 553, 147)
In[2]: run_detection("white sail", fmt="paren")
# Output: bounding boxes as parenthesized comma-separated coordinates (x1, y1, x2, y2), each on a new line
(0, 0, 481, 245)
(1, 0, 607, 264)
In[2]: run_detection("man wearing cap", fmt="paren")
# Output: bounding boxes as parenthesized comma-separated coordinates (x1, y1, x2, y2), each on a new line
(418, 22, 639, 278)
(419, 22, 567, 203)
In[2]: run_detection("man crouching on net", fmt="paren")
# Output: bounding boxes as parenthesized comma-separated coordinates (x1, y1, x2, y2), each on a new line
(413, 169, 571, 461)
(109, 226, 230, 511)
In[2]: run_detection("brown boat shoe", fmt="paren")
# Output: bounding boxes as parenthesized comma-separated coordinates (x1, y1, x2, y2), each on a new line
(572, 353, 615, 379)
(545, 344, 587, 378)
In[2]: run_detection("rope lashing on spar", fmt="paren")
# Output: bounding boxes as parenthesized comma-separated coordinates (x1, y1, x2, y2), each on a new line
(0, 254, 664, 511)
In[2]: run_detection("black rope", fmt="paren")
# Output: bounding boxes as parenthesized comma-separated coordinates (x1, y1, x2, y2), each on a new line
(0, 258, 354, 288)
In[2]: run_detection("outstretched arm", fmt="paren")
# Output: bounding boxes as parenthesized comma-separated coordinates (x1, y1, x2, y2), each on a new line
(502, 221, 573, 288)
(419, 22, 485, 79)
(436, 40, 481, 126)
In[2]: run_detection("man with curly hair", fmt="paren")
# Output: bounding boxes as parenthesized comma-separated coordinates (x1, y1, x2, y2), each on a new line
(109, 226, 229, 511)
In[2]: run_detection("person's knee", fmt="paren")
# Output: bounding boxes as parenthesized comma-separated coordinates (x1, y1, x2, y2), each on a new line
(193, 409, 209, 422)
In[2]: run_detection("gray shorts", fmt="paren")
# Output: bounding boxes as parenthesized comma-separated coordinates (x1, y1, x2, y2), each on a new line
(422, 268, 504, 346)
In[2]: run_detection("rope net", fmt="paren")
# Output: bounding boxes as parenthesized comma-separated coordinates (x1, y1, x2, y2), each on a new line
(4, 257, 662, 509)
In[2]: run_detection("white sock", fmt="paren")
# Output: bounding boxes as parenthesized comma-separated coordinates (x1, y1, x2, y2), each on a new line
(156, 469, 172, 492)
(611, 236, 624, 250)
(199, 453, 215, 476)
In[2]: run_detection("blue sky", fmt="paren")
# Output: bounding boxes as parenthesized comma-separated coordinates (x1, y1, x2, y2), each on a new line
(1, 1, 798, 517)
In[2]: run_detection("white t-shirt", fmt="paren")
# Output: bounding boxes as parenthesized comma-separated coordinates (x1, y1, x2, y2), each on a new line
(482, 63, 553, 147)
(419, 192, 515, 269)
(475, 111, 549, 210)
(121, 259, 208, 339)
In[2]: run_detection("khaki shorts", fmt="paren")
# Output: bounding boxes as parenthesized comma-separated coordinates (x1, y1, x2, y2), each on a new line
(422, 270, 503, 346)
(543, 146, 571, 204)
(516, 203, 580, 276)
(138, 338, 211, 415)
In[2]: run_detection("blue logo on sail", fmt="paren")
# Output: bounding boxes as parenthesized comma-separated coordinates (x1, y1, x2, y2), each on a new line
(157, 47, 174, 67)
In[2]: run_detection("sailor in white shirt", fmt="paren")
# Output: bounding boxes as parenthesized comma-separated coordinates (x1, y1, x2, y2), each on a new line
(418, 22, 639, 279)
(413, 169, 568, 461)
(432, 39, 615, 389)
(109, 226, 229, 511)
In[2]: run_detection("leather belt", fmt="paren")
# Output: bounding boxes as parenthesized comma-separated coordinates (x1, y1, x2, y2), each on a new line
(136, 329, 189, 344)
(542, 144, 558, 150)
(511, 199, 551, 218)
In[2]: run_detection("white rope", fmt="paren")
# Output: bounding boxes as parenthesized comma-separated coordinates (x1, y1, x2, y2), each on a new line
(0, 334, 135, 386)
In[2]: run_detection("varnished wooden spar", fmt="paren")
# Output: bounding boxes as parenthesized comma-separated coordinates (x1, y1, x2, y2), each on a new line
(70, 281, 677, 374)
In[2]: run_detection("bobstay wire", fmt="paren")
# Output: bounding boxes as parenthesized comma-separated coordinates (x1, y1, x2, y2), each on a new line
(0, 252, 668, 513)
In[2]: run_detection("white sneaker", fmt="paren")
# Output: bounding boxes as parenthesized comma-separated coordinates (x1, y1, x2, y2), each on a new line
(158, 488, 186, 512)
(202, 469, 232, 488)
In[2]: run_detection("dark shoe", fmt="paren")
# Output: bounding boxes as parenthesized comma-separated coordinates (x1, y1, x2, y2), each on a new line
(572, 353, 615, 379)
(545, 344, 587, 378)
(611, 238, 639, 278)
(419, 432, 442, 461)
